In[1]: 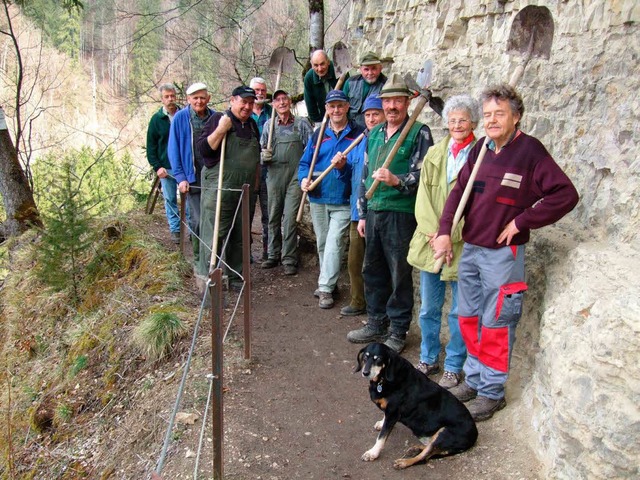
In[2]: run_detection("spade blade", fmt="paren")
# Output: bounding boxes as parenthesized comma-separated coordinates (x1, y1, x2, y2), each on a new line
(416, 59, 433, 89)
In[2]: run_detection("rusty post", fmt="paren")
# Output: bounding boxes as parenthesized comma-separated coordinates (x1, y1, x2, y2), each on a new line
(179, 192, 188, 256)
(241, 184, 252, 360)
(145, 175, 161, 214)
(209, 268, 224, 479)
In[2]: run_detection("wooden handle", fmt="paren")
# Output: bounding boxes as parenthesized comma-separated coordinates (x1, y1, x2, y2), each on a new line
(266, 57, 284, 152)
(365, 95, 428, 199)
(307, 132, 366, 191)
(209, 135, 227, 273)
(432, 138, 489, 273)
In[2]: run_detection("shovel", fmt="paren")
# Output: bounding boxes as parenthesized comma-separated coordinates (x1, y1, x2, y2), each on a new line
(364, 60, 434, 200)
(296, 42, 351, 222)
(432, 9, 552, 273)
(266, 47, 296, 152)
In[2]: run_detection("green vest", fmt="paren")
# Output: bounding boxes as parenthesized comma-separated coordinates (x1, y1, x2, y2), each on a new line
(364, 121, 423, 213)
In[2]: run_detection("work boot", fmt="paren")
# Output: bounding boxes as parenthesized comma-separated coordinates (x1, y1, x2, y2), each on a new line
(346, 323, 389, 344)
(261, 258, 278, 269)
(384, 334, 406, 353)
(449, 381, 478, 403)
(170, 231, 181, 244)
(438, 371, 462, 389)
(318, 291, 334, 309)
(466, 396, 507, 422)
(283, 265, 298, 276)
(340, 305, 366, 316)
(416, 361, 440, 376)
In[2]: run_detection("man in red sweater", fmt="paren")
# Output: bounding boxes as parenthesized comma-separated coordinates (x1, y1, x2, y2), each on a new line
(433, 83, 579, 421)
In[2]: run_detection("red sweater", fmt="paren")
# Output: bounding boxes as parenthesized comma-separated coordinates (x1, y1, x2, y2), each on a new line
(438, 132, 579, 248)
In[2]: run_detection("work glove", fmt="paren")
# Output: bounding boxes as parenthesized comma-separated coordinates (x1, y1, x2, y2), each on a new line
(260, 148, 273, 164)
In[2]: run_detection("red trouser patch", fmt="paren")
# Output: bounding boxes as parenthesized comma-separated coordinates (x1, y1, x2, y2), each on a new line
(459, 316, 480, 357)
(479, 326, 509, 373)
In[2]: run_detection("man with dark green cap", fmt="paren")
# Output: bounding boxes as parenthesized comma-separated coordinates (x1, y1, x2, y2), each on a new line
(346, 74, 433, 353)
(343, 51, 388, 128)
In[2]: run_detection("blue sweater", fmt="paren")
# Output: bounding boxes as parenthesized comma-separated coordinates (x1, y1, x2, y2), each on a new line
(168, 105, 215, 185)
(298, 120, 365, 205)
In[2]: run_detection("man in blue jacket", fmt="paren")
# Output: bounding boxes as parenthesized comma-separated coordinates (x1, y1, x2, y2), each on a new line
(168, 82, 215, 262)
(299, 90, 366, 309)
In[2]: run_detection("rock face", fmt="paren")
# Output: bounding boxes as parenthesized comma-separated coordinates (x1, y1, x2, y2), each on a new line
(347, 1, 640, 478)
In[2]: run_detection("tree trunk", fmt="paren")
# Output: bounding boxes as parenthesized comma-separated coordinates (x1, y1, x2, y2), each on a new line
(309, 0, 324, 53)
(0, 107, 42, 238)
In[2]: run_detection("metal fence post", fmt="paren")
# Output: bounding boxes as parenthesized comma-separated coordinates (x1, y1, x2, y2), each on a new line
(241, 184, 252, 360)
(209, 268, 224, 480)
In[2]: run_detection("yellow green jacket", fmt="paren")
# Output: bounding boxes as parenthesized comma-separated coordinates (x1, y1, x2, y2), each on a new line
(407, 135, 474, 281)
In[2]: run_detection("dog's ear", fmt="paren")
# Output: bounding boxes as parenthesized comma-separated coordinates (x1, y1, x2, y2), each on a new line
(384, 349, 402, 383)
(354, 347, 366, 373)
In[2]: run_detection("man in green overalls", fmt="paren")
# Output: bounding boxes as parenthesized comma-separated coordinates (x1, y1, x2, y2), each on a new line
(196, 86, 261, 289)
(260, 89, 314, 275)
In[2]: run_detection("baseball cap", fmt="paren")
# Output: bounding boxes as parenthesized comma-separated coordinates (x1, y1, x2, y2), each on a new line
(231, 85, 257, 99)
(273, 89, 290, 99)
(359, 51, 382, 66)
(325, 89, 348, 103)
(363, 95, 383, 112)
(186, 82, 207, 95)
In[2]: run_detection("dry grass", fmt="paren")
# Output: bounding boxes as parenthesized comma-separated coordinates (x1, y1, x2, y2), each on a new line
(0, 211, 193, 476)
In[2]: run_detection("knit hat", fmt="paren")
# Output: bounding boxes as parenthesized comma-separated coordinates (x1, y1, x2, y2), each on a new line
(378, 73, 411, 98)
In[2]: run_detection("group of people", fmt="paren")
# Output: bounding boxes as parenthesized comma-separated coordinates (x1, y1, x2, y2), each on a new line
(146, 48, 579, 422)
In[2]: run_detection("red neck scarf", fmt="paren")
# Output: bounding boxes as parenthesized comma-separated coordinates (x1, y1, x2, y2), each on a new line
(451, 133, 475, 158)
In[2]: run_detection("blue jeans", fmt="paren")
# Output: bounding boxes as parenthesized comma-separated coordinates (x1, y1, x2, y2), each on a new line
(309, 203, 350, 293)
(362, 210, 416, 336)
(418, 271, 466, 373)
(159, 170, 180, 233)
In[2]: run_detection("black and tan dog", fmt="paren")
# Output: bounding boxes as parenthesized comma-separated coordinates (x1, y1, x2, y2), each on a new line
(355, 342, 478, 469)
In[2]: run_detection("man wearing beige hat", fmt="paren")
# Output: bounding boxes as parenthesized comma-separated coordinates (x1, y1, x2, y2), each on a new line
(168, 82, 215, 262)
(343, 51, 388, 128)
(346, 74, 433, 353)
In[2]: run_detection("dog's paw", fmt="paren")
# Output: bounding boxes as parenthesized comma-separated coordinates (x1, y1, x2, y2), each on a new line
(361, 449, 379, 462)
(393, 458, 411, 470)
(374, 420, 384, 431)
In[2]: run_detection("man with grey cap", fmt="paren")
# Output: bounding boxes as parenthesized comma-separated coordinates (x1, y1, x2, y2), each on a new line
(168, 82, 214, 262)
(343, 51, 387, 128)
(260, 89, 313, 275)
(346, 74, 433, 353)
(196, 85, 261, 289)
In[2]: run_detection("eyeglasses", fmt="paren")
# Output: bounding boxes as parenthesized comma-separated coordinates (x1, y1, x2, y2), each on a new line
(447, 119, 471, 126)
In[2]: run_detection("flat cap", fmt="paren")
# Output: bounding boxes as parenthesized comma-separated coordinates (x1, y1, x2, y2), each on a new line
(186, 82, 207, 95)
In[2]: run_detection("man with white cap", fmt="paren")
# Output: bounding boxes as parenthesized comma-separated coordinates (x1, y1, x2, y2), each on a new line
(346, 74, 433, 353)
(168, 82, 214, 262)
(343, 51, 387, 128)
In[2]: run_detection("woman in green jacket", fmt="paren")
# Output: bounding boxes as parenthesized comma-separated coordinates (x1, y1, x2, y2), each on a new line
(407, 94, 480, 388)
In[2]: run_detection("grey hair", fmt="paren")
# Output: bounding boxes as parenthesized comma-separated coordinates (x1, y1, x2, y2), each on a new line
(442, 94, 481, 126)
(480, 83, 525, 128)
(158, 83, 176, 94)
(249, 77, 267, 87)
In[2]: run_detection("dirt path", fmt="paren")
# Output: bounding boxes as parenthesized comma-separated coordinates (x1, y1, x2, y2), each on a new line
(152, 221, 542, 479)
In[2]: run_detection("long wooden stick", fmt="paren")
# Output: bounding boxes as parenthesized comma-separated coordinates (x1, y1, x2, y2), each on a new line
(296, 73, 348, 222)
(209, 135, 227, 273)
(364, 94, 429, 199)
(266, 57, 283, 152)
(307, 131, 366, 191)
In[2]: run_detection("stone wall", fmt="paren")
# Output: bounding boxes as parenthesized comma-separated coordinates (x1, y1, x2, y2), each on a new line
(347, 1, 640, 478)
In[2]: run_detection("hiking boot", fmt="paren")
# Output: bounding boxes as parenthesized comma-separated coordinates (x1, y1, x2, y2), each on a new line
(416, 361, 440, 376)
(318, 291, 334, 309)
(170, 231, 181, 244)
(449, 382, 478, 403)
(347, 324, 389, 344)
(384, 334, 406, 353)
(261, 258, 278, 269)
(438, 371, 462, 389)
(283, 265, 298, 276)
(315, 286, 335, 298)
(466, 396, 507, 422)
(340, 305, 366, 316)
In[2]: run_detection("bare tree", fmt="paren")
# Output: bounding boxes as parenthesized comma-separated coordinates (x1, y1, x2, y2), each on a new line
(309, 0, 324, 53)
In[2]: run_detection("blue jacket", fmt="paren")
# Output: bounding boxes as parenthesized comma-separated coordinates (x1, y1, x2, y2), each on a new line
(168, 105, 215, 184)
(298, 120, 365, 205)
(346, 138, 367, 220)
